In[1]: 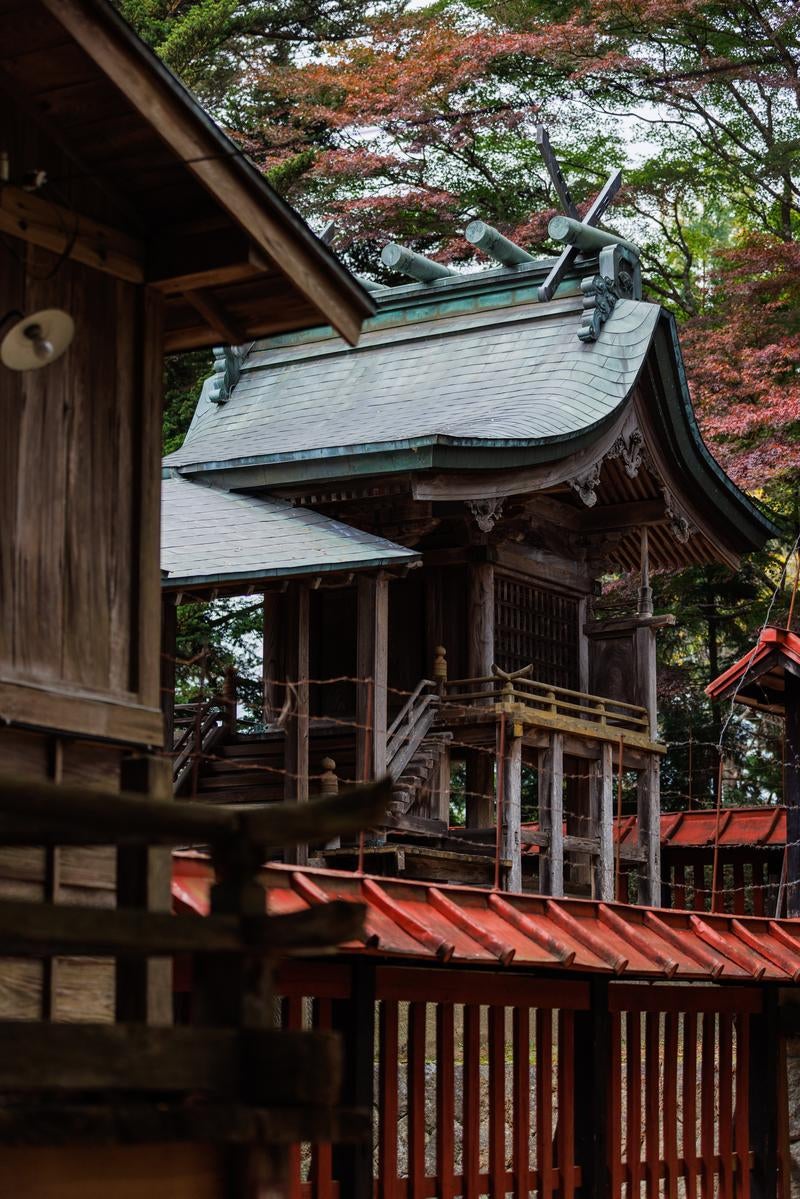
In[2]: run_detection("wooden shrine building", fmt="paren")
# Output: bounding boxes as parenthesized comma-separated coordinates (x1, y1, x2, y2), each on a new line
(0, 0, 383, 1193)
(163, 172, 777, 904)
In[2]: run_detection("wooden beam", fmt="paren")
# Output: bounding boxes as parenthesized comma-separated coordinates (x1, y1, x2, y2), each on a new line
(467, 562, 494, 683)
(183, 289, 246, 345)
(579, 499, 665, 534)
(0, 184, 143, 282)
(0, 1024, 340, 1103)
(148, 232, 270, 295)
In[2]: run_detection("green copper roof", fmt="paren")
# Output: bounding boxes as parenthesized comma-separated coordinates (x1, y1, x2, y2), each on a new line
(164, 293, 659, 473)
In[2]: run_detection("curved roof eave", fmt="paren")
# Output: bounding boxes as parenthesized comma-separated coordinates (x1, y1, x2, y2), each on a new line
(649, 311, 781, 552)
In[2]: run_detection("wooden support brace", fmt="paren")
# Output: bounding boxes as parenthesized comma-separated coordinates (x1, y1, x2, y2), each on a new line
(356, 574, 389, 782)
(284, 584, 310, 867)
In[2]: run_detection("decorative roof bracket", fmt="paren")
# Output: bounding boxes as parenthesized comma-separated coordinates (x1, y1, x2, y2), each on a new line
(207, 345, 246, 405)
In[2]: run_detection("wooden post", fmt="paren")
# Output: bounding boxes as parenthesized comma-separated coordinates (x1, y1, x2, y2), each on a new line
(332, 961, 376, 1199)
(465, 750, 494, 829)
(467, 561, 494, 688)
(498, 721, 522, 892)
(262, 590, 285, 724)
(116, 754, 173, 1025)
(284, 583, 310, 867)
(356, 574, 389, 782)
(750, 990, 779, 1199)
(591, 742, 614, 901)
(540, 731, 564, 897)
(160, 592, 177, 751)
(573, 978, 611, 1199)
(635, 623, 658, 739)
(636, 753, 660, 906)
(784, 671, 800, 917)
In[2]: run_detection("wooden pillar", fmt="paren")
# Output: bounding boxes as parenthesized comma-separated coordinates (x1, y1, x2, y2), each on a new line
(467, 561, 494, 682)
(635, 623, 658, 738)
(284, 583, 310, 867)
(497, 720, 522, 892)
(465, 750, 494, 829)
(539, 732, 564, 897)
(356, 574, 388, 782)
(332, 961, 377, 1199)
(160, 592, 177, 751)
(785, 671, 800, 917)
(590, 742, 614, 901)
(262, 589, 285, 724)
(116, 754, 173, 1025)
(636, 753, 660, 906)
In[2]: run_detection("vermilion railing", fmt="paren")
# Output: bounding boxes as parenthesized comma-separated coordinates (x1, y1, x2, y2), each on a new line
(276, 962, 784, 1199)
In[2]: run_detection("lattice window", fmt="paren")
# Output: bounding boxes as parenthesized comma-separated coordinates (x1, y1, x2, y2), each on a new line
(494, 575, 579, 689)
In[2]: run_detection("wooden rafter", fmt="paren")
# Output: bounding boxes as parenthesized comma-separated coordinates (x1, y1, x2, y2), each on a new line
(183, 289, 245, 345)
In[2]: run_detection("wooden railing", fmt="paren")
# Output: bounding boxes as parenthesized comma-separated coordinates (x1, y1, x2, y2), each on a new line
(386, 679, 439, 780)
(0, 771, 389, 1152)
(444, 672, 651, 738)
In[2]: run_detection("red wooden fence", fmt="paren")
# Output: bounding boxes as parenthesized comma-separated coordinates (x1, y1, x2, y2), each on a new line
(275, 962, 784, 1199)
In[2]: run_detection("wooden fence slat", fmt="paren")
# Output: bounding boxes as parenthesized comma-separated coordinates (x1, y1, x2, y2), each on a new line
(752, 860, 765, 917)
(733, 862, 746, 916)
(537, 1007, 555, 1199)
(694, 863, 707, 912)
(513, 1006, 531, 1199)
(408, 1002, 427, 1199)
(626, 1010, 642, 1199)
(645, 1011, 660, 1199)
(379, 999, 399, 1199)
(700, 1012, 716, 1199)
(734, 1012, 750, 1199)
(720, 1013, 734, 1199)
(683, 1010, 698, 1199)
(663, 1011, 680, 1199)
(463, 1004, 481, 1199)
(436, 1003, 456, 1199)
(558, 1010, 576, 1199)
(489, 1005, 506, 1199)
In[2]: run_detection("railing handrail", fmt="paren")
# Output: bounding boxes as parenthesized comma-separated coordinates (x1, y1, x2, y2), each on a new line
(386, 678, 436, 743)
(386, 679, 439, 779)
(445, 672, 648, 717)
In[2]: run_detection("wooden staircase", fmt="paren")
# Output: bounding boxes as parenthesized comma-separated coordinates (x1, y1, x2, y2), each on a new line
(389, 732, 452, 824)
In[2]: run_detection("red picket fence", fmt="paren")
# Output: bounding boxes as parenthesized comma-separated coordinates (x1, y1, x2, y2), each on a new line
(275, 963, 785, 1199)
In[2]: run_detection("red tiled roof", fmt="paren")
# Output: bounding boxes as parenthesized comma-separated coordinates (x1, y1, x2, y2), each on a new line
(173, 855, 800, 984)
(618, 806, 786, 849)
(706, 625, 800, 713)
(519, 806, 786, 854)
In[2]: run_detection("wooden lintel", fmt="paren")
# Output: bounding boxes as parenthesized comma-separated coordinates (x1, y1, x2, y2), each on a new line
(0, 184, 143, 282)
(183, 289, 246, 345)
(579, 498, 665, 534)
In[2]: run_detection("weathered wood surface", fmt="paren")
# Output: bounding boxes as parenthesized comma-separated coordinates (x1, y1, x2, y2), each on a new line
(0, 896, 364, 958)
(0, 1024, 341, 1100)
(0, 1144, 229, 1199)
(357, 574, 389, 781)
(0, 773, 391, 847)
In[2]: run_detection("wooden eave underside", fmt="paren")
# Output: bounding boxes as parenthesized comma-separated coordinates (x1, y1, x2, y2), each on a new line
(0, 0, 373, 350)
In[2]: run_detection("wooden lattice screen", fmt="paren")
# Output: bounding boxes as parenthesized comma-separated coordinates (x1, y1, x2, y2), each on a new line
(494, 575, 579, 689)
